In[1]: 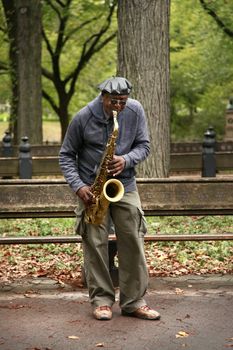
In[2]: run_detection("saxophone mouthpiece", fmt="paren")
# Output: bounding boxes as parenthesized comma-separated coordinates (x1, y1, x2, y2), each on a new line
(112, 110, 118, 118)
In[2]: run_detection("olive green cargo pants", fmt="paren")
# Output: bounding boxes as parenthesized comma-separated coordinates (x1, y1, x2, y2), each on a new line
(75, 191, 149, 312)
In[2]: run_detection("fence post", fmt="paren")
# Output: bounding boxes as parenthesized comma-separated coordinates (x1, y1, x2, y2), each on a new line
(202, 126, 216, 177)
(19, 136, 32, 179)
(2, 131, 13, 157)
(224, 97, 233, 141)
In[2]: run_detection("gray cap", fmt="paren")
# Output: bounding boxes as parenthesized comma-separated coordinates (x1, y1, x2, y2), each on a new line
(98, 76, 132, 95)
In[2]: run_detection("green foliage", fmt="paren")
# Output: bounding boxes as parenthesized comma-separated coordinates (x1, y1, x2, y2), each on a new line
(0, 5, 10, 105)
(0, 218, 75, 237)
(1, 0, 233, 140)
(170, 0, 233, 141)
(41, 0, 117, 119)
(146, 215, 233, 235)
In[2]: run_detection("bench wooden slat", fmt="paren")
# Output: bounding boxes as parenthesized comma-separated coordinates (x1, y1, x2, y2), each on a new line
(1, 178, 233, 218)
(1, 233, 233, 245)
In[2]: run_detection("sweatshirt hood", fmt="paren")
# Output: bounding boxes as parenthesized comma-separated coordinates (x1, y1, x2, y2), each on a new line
(87, 94, 106, 123)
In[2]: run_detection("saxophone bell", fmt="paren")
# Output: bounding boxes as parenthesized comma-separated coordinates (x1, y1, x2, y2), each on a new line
(103, 178, 124, 202)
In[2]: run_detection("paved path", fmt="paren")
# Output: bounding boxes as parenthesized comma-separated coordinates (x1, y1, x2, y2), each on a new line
(0, 275, 232, 350)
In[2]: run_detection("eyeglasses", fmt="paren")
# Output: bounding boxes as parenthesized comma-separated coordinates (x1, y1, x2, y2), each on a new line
(110, 98, 127, 106)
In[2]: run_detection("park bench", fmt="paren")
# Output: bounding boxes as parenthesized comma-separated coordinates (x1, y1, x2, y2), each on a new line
(1, 177, 232, 285)
(0, 177, 233, 244)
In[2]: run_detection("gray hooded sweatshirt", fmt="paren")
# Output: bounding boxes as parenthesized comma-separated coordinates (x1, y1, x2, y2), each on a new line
(59, 94, 150, 193)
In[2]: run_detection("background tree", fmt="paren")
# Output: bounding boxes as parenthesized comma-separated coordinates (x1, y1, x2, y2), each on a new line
(42, 0, 117, 140)
(1, 0, 233, 144)
(0, 5, 10, 106)
(2, 0, 42, 144)
(117, 0, 170, 177)
(199, 0, 233, 39)
(170, 0, 233, 141)
(0, 10, 8, 74)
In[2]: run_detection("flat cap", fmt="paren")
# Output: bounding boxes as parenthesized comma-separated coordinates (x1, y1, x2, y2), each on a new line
(98, 76, 132, 95)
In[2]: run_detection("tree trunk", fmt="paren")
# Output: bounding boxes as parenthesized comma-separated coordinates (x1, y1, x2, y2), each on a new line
(2, 0, 18, 139)
(59, 105, 70, 141)
(117, 0, 170, 177)
(2, 0, 42, 144)
(16, 0, 42, 144)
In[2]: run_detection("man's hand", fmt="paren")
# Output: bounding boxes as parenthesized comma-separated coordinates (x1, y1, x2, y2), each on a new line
(76, 186, 94, 207)
(108, 155, 126, 177)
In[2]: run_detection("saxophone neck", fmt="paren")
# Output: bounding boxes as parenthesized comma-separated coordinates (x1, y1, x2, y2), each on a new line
(112, 110, 118, 132)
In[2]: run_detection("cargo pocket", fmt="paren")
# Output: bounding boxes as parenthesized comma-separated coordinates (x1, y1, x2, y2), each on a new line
(74, 206, 86, 237)
(138, 208, 147, 238)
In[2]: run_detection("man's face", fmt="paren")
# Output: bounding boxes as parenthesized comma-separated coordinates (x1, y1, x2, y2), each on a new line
(102, 94, 128, 116)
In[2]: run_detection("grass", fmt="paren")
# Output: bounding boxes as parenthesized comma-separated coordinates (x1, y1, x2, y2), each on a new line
(1, 215, 232, 238)
(0, 216, 232, 283)
(0, 120, 61, 143)
(146, 215, 233, 235)
(0, 218, 75, 237)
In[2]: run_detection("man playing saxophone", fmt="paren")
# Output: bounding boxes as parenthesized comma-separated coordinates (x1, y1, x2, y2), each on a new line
(59, 76, 160, 321)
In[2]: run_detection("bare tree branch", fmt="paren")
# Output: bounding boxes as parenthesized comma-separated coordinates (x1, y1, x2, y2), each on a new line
(199, 0, 233, 38)
(41, 0, 117, 138)
(42, 0, 73, 89)
(67, 1, 117, 97)
(42, 88, 60, 115)
(54, 0, 72, 57)
(0, 60, 8, 70)
(41, 67, 54, 81)
(42, 27, 54, 57)
(63, 15, 101, 46)
(44, 0, 62, 20)
(54, 0, 66, 8)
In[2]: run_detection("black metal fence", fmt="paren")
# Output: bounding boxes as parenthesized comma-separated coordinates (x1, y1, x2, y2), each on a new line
(1, 127, 233, 178)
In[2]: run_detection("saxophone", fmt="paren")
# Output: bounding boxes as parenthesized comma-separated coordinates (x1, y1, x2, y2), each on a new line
(84, 110, 124, 225)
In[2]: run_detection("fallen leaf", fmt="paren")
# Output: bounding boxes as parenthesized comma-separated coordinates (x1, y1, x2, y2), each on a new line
(24, 293, 38, 298)
(0, 304, 25, 309)
(176, 331, 189, 338)
(175, 288, 184, 295)
(68, 335, 80, 340)
(35, 269, 49, 277)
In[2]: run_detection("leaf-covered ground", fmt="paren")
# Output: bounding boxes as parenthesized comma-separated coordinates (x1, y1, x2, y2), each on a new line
(0, 216, 232, 285)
